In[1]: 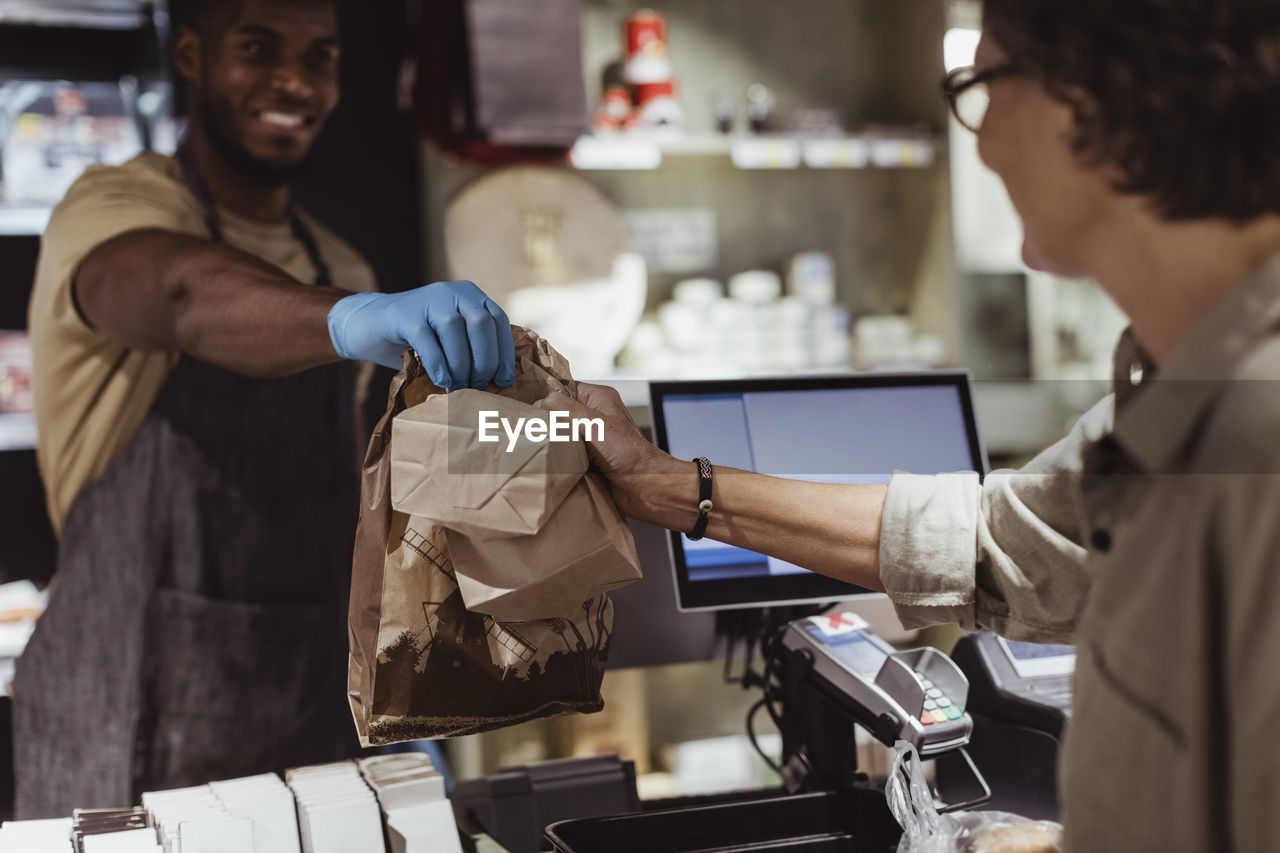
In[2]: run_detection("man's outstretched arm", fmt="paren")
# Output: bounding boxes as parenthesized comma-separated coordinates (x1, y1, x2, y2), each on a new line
(76, 229, 344, 378)
(74, 228, 516, 389)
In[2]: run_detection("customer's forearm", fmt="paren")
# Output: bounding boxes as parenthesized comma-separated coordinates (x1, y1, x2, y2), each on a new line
(616, 456, 888, 592)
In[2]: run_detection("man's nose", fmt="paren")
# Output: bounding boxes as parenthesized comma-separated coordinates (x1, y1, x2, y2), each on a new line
(271, 58, 317, 99)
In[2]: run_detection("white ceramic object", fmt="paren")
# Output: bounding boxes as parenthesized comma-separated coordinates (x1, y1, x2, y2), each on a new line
(447, 168, 645, 377)
(504, 252, 648, 379)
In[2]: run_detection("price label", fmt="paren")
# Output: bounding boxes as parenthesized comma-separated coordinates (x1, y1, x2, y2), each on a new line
(730, 138, 802, 169)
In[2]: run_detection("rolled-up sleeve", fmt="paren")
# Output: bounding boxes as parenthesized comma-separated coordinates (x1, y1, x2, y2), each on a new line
(879, 393, 1115, 642)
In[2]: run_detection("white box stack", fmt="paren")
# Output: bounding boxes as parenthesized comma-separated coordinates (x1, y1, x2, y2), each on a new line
(358, 753, 462, 853)
(284, 761, 386, 853)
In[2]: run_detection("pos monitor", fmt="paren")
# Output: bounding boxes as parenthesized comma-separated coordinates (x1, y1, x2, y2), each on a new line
(648, 373, 987, 611)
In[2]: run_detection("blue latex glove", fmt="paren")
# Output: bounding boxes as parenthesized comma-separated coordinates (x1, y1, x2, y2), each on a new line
(327, 281, 516, 390)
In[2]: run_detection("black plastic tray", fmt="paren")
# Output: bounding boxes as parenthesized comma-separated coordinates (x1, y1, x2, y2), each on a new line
(544, 787, 902, 853)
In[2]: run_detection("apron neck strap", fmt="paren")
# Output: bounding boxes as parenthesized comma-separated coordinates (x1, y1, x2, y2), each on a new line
(176, 143, 334, 289)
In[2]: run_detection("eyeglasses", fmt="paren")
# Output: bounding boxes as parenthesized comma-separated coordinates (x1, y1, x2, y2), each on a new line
(941, 64, 1021, 133)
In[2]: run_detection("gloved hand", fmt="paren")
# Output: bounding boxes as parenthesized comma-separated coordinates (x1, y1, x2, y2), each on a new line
(328, 280, 516, 390)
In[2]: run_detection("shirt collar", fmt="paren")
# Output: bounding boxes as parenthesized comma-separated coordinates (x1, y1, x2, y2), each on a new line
(1110, 250, 1280, 472)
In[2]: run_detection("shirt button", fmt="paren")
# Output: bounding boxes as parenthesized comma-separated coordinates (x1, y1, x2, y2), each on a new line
(1129, 359, 1145, 386)
(1091, 529, 1112, 552)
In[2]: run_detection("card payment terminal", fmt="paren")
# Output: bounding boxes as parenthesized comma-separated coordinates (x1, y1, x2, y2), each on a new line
(778, 613, 973, 757)
(949, 631, 1073, 737)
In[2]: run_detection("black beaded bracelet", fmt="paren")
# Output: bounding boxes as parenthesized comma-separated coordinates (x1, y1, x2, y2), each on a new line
(688, 457, 713, 541)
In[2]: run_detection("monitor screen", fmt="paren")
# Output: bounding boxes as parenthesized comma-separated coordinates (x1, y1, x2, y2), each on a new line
(649, 373, 987, 611)
(999, 638, 1076, 678)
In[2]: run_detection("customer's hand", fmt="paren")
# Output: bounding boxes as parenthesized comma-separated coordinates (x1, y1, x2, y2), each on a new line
(327, 281, 516, 390)
(537, 382, 678, 518)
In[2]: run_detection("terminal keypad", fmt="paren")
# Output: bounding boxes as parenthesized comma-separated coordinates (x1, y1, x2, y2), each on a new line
(915, 674, 963, 726)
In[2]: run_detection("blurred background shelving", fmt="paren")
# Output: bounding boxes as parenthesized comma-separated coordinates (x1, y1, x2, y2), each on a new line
(568, 132, 939, 170)
(0, 0, 172, 591)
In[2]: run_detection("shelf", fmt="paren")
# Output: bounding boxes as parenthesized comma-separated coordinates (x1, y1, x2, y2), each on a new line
(0, 1, 148, 31)
(0, 412, 36, 451)
(0, 204, 51, 236)
(569, 133, 938, 171)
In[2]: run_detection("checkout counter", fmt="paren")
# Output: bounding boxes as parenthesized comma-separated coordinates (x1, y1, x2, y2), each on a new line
(1, 376, 1074, 850)
(0, 570, 1074, 853)
(451, 617, 1073, 853)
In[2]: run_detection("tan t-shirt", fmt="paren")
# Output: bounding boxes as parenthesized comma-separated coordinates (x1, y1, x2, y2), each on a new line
(28, 152, 376, 532)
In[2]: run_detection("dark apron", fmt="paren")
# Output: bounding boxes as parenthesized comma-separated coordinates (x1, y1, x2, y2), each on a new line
(13, 163, 361, 818)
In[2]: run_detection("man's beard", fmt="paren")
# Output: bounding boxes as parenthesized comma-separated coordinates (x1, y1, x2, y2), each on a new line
(197, 94, 318, 187)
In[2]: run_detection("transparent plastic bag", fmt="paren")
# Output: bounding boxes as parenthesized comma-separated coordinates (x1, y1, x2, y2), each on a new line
(886, 741, 1063, 853)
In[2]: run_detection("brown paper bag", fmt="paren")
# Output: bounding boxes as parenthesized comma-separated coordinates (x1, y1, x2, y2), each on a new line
(389, 389, 586, 539)
(347, 328, 639, 745)
(388, 387, 642, 620)
(444, 472, 642, 621)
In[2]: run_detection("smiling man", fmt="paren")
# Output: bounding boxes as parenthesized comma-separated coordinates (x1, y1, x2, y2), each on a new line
(16, 0, 515, 817)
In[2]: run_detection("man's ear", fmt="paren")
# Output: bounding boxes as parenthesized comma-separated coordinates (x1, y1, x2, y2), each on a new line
(173, 28, 203, 89)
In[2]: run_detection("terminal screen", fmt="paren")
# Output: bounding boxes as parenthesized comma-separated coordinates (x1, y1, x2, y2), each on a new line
(806, 627, 889, 676)
(1003, 641, 1074, 661)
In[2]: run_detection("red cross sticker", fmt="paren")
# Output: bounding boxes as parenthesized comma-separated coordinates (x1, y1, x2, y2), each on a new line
(813, 612, 868, 635)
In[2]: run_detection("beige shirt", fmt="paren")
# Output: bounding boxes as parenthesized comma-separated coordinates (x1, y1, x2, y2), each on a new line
(28, 152, 376, 531)
(879, 252, 1280, 851)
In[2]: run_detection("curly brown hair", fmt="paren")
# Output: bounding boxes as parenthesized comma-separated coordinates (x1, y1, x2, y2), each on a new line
(982, 0, 1280, 222)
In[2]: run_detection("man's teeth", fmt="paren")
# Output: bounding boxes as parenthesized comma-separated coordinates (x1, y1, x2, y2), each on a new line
(260, 111, 304, 129)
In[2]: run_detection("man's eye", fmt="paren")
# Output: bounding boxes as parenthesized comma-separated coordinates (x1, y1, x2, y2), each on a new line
(242, 40, 274, 59)
(306, 48, 338, 70)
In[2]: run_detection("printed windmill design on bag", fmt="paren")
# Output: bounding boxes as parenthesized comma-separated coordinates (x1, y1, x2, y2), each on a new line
(402, 526, 454, 579)
(365, 517, 614, 738)
(485, 619, 537, 672)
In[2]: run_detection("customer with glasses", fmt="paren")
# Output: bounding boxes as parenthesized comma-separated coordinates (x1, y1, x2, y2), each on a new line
(540, 1, 1280, 849)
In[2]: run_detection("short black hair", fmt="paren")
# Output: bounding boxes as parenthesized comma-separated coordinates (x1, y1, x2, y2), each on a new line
(169, 0, 336, 35)
(169, 0, 241, 34)
(983, 0, 1280, 222)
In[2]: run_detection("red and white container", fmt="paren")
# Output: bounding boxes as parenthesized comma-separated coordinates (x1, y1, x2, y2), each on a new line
(633, 80, 684, 129)
(592, 84, 633, 132)
(624, 10, 672, 85)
